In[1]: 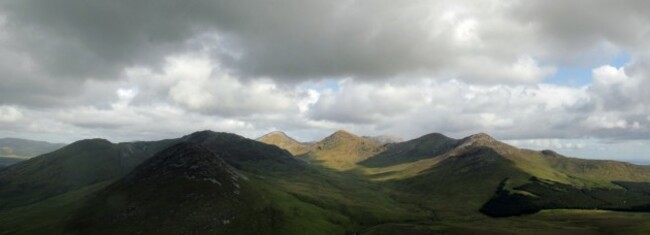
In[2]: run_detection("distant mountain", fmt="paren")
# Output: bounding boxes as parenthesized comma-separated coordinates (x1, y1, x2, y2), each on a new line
(256, 131, 311, 156)
(363, 135, 404, 145)
(0, 138, 65, 167)
(303, 130, 385, 170)
(360, 133, 457, 167)
(357, 132, 650, 217)
(0, 138, 179, 209)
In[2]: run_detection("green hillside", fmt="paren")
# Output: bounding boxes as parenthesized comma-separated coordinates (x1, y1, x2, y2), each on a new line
(302, 130, 385, 170)
(0, 138, 179, 209)
(2, 130, 650, 234)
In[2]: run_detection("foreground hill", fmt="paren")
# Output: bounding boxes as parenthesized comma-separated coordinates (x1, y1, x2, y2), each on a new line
(0, 138, 179, 209)
(0, 138, 65, 167)
(0, 131, 424, 234)
(67, 143, 272, 234)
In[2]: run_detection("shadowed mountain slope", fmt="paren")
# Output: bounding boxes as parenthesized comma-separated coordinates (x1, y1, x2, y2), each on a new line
(66, 136, 422, 234)
(363, 135, 404, 145)
(360, 133, 458, 167)
(183, 131, 302, 174)
(0, 138, 180, 209)
(66, 143, 273, 234)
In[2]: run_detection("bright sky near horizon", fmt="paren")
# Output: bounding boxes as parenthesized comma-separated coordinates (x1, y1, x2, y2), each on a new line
(0, 0, 649, 162)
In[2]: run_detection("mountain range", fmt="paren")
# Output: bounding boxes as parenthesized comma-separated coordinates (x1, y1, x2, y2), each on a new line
(1, 130, 650, 234)
(0, 138, 65, 168)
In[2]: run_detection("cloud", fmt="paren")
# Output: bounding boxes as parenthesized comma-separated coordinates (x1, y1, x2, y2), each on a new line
(304, 78, 594, 139)
(1, 0, 650, 162)
(0, 106, 22, 122)
(165, 55, 295, 116)
(308, 80, 427, 123)
(1, 0, 622, 98)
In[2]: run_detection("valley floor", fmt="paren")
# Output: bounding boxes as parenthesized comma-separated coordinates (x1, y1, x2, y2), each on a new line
(364, 210, 650, 235)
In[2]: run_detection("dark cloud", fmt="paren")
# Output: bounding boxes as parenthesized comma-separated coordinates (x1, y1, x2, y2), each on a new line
(508, 0, 650, 63)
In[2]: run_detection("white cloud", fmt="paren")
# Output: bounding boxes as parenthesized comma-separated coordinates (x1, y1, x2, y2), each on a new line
(151, 54, 297, 117)
(0, 106, 22, 122)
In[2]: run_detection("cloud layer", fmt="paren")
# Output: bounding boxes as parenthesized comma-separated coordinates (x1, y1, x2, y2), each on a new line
(1, 0, 650, 160)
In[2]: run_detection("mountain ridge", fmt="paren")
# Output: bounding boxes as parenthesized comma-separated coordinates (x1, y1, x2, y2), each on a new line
(3, 129, 650, 234)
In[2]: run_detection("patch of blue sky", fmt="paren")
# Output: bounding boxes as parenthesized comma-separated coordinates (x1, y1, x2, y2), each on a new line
(610, 52, 631, 67)
(543, 52, 630, 87)
(297, 79, 341, 92)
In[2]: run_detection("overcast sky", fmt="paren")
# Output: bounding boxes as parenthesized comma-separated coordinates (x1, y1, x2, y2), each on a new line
(1, 0, 649, 162)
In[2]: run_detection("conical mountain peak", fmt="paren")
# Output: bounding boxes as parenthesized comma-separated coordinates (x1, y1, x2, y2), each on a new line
(256, 130, 309, 156)
(325, 129, 361, 140)
(318, 130, 371, 148)
(124, 142, 241, 184)
(257, 130, 293, 141)
(461, 132, 499, 145)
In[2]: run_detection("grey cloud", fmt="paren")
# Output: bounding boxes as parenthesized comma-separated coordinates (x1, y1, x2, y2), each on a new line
(2, 0, 649, 107)
(3, 0, 650, 151)
(0, 0, 559, 105)
(508, 0, 650, 64)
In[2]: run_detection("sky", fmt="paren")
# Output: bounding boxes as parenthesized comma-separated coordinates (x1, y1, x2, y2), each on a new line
(0, 0, 649, 163)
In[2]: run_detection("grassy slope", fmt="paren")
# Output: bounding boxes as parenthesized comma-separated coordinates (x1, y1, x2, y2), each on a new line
(360, 133, 458, 168)
(257, 131, 311, 156)
(63, 133, 425, 234)
(3, 130, 650, 234)
(0, 156, 28, 168)
(0, 138, 179, 209)
(363, 210, 650, 235)
(303, 130, 385, 170)
(0, 181, 111, 235)
(386, 147, 532, 217)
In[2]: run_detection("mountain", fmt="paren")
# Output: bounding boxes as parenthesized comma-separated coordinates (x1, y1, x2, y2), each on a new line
(355, 132, 650, 217)
(66, 133, 420, 234)
(0, 138, 180, 209)
(0, 130, 307, 210)
(303, 130, 385, 170)
(256, 131, 311, 156)
(360, 133, 458, 167)
(4, 130, 650, 234)
(363, 135, 404, 145)
(67, 143, 274, 234)
(0, 138, 65, 167)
